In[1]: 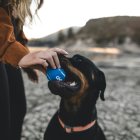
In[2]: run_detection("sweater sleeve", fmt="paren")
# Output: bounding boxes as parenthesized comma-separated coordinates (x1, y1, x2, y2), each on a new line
(0, 7, 29, 67)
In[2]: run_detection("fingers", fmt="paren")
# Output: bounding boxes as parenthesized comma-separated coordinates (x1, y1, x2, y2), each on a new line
(38, 48, 68, 68)
(47, 48, 68, 68)
(46, 54, 56, 69)
(18, 48, 68, 71)
(40, 59, 48, 69)
(50, 48, 68, 55)
(31, 57, 48, 68)
(39, 52, 57, 69)
(52, 53, 60, 68)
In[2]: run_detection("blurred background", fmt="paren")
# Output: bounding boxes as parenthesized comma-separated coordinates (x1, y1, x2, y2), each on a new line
(22, 0, 140, 140)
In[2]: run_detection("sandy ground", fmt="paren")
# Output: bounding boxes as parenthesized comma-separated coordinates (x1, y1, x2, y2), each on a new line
(21, 45, 140, 140)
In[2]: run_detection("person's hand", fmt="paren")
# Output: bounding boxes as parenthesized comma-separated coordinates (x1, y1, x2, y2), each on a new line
(18, 48, 68, 73)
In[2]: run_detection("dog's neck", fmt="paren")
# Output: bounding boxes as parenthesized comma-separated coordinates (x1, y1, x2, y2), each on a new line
(58, 96, 97, 127)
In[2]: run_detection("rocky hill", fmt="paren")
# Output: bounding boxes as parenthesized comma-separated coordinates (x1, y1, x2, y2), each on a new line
(78, 16, 140, 45)
(28, 16, 140, 47)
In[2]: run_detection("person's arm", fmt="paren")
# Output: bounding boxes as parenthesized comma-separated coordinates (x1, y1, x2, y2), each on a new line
(0, 7, 68, 73)
(0, 7, 29, 67)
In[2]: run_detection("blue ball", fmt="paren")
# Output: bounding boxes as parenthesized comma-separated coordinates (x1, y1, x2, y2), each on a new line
(46, 68, 66, 81)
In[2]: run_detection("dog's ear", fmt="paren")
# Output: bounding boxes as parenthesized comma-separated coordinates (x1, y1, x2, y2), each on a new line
(98, 70, 106, 101)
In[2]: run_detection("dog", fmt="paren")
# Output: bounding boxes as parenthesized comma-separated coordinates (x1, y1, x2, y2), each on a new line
(44, 54, 106, 140)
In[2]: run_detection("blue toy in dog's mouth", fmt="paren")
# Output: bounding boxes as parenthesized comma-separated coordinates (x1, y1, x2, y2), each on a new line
(46, 68, 66, 81)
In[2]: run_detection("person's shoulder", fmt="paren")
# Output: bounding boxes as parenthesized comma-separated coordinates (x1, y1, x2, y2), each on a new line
(0, 6, 9, 17)
(0, 7, 7, 14)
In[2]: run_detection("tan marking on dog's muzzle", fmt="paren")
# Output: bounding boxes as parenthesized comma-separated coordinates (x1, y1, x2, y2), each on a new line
(67, 64, 89, 105)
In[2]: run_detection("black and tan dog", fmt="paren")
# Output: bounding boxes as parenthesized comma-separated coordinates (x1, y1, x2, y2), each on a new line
(44, 54, 106, 140)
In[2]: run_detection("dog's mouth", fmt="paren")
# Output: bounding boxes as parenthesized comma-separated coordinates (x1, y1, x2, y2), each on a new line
(48, 58, 81, 98)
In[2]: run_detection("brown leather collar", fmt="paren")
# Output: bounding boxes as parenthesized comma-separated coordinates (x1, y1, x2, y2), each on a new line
(58, 116, 96, 133)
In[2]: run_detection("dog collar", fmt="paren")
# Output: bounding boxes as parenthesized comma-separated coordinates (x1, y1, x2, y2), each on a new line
(58, 116, 96, 133)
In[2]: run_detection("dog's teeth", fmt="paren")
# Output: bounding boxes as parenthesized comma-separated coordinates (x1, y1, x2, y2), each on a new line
(70, 81, 76, 86)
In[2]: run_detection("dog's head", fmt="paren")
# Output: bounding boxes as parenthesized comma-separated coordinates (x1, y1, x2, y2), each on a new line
(48, 54, 106, 103)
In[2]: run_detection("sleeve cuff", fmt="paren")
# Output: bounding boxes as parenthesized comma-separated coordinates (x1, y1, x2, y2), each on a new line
(2, 41, 30, 67)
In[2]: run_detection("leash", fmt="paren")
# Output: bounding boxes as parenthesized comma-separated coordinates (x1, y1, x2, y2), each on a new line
(58, 116, 96, 133)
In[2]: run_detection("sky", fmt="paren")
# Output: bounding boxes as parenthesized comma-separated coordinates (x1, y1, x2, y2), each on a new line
(24, 0, 140, 39)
